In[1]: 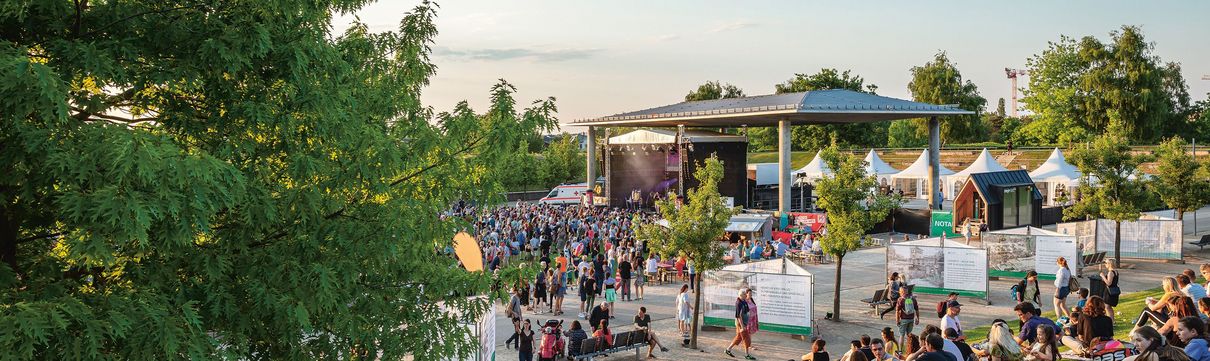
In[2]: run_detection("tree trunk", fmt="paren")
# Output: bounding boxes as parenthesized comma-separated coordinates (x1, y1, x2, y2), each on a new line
(1114, 220, 1122, 268)
(1178, 209, 1185, 221)
(832, 254, 844, 322)
(690, 271, 703, 349)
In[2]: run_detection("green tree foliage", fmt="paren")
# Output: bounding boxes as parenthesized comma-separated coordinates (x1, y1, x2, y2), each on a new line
(1022, 26, 1190, 144)
(500, 140, 547, 191)
(907, 52, 988, 144)
(635, 156, 733, 349)
(775, 69, 887, 151)
(540, 133, 586, 188)
(815, 146, 900, 321)
(685, 81, 745, 101)
(1064, 134, 1153, 267)
(1152, 137, 1209, 220)
(1, 2, 556, 360)
(887, 120, 926, 148)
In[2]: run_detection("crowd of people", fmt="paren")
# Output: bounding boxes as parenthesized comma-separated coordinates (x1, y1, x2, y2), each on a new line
(472, 203, 1210, 361)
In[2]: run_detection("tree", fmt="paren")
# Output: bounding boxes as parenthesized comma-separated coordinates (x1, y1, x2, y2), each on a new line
(1, 2, 556, 359)
(908, 51, 988, 143)
(775, 69, 886, 151)
(540, 133, 586, 188)
(814, 146, 900, 321)
(685, 81, 745, 101)
(1022, 26, 1189, 144)
(1153, 137, 1209, 220)
(635, 156, 733, 349)
(887, 120, 926, 148)
(1064, 134, 1154, 267)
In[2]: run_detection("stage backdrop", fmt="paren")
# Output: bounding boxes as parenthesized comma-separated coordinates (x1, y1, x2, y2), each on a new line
(887, 238, 988, 299)
(703, 259, 814, 336)
(983, 227, 1080, 280)
(1055, 216, 1183, 261)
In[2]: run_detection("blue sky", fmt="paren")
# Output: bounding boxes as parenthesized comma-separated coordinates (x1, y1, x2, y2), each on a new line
(334, 1, 1210, 131)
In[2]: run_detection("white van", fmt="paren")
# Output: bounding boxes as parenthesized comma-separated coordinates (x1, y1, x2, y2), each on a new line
(538, 183, 589, 205)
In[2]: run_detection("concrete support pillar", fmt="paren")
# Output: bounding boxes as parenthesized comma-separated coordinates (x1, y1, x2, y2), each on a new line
(585, 126, 597, 205)
(927, 117, 941, 210)
(778, 119, 791, 215)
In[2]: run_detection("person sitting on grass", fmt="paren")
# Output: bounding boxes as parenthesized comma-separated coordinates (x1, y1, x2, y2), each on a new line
(1013, 302, 1059, 347)
(1127, 325, 1191, 361)
(973, 320, 1023, 361)
(1060, 295, 1114, 356)
(1177, 316, 1210, 361)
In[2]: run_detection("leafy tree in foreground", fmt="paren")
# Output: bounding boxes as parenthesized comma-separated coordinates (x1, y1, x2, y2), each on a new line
(815, 146, 900, 321)
(1, 2, 554, 360)
(1064, 134, 1153, 267)
(635, 156, 733, 349)
(1153, 137, 1209, 220)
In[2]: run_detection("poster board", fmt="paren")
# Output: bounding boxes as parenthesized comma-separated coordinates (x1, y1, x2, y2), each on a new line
(1056, 218, 1182, 261)
(983, 227, 1079, 279)
(790, 212, 827, 233)
(887, 238, 988, 299)
(930, 211, 961, 238)
(703, 259, 813, 336)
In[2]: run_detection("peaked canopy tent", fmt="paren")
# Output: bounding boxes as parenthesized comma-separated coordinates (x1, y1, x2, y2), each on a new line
(889, 149, 955, 199)
(573, 89, 974, 213)
(1029, 148, 1082, 206)
(792, 151, 832, 185)
(864, 149, 900, 185)
(945, 149, 1008, 200)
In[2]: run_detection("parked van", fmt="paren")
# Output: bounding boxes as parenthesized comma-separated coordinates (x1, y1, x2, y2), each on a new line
(538, 183, 589, 205)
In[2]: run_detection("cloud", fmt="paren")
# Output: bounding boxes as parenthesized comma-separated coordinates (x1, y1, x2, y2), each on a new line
(434, 46, 602, 62)
(653, 34, 681, 42)
(710, 21, 757, 33)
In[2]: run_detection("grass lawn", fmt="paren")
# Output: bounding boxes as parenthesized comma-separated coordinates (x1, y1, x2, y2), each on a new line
(961, 285, 1161, 344)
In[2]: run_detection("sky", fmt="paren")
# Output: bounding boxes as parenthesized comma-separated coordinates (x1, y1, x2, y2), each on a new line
(333, 1, 1210, 132)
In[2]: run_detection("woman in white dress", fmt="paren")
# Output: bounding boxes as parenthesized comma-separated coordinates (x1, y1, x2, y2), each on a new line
(676, 284, 693, 338)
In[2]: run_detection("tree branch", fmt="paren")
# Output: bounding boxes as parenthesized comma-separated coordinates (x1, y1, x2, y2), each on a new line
(78, 4, 208, 39)
(16, 232, 64, 245)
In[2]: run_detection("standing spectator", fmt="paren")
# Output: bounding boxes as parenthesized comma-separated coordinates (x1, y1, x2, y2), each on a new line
(676, 284, 693, 340)
(1177, 316, 1210, 361)
(1053, 257, 1072, 319)
(619, 256, 633, 301)
(603, 275, 617, 319)
(551, 270, 566, 316)
(1015, 271, 1042, 313)
(687, 258, 697, 290)
(937, 293, 959, 319)
(801, 339, 830, 361)
(939, 300, 964, 341)
(532, 268, 548, 315)
(517, 319, 534, 361)
(1061, 296, 1114, 355)
(895, 287, 920, 348)
(725, 288, 756, 360)
(1013, 302, 1059, 346)
(634, 307, 670, 357)
(1101, 259, 1121, 316)
(506, 287, 523, 349)
(579, 270, 596, 319)
(564, 321, 588, 360)
(881, 273, 903, 319)
(634, 254, 647, 301)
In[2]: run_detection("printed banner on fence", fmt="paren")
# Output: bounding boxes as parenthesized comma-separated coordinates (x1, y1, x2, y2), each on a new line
(791, 212, 827, 233)
(887, 239, 988, 298)
(1057, 219, 1182, 261)
(703, 260, 813, 336)
(984, 227, 1079, 280)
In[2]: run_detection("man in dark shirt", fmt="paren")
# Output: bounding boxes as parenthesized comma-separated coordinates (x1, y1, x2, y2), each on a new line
(589, 301, 610, 332)
(859, 334, 876, 361)
(1014, 302, 1060, 346)
(619, 257, 633, 301)
(633, 307, 669, 357)
(916, 334, 958, 361)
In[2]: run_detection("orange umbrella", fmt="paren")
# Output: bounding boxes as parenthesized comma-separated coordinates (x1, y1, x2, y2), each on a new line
(453, 232, 483, 272)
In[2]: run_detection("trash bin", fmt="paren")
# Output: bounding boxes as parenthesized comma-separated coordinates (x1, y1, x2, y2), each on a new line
(1087, 275, 1107, 299)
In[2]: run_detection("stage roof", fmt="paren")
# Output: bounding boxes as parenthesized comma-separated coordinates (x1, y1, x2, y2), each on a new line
(572, 89, 975, 127)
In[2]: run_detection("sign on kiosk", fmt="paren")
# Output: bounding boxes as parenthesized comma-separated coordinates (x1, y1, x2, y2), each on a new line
(930, 210, 960, 238)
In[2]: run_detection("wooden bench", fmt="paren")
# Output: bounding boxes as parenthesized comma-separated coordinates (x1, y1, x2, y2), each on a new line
(861, 289, 890, 314)
(1191, 235, 1210, 250)
(574, 330, 649, 360)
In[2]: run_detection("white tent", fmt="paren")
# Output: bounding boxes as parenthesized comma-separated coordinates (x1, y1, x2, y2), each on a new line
(863, 149, 900, 185)
(944, 149, 1008, 200)
(1029, 148, 1081, 206)
(889, 149, 954, 199)
(792, 152, 832, 185)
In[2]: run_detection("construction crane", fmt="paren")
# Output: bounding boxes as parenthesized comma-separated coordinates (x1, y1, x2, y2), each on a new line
(1005, 68, 1028, 117)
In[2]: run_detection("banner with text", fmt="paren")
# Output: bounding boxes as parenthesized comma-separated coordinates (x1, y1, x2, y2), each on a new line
(703, 259, 813, 336)
(929, 211, 961, 238)
(887, 239, 988, 299)
(984, 227, 1079, 279)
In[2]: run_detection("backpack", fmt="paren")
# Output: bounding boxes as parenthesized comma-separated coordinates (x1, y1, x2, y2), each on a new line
(902, 297, 917, 316)
(1009, 283, 1023, 302)
(539, 327, 563, 358)
(936, 301, 948, 318)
